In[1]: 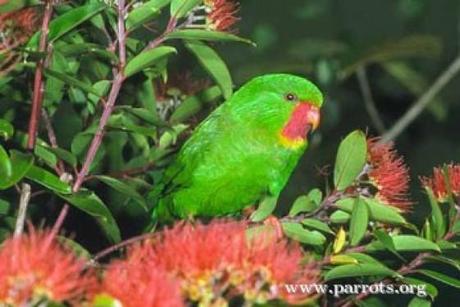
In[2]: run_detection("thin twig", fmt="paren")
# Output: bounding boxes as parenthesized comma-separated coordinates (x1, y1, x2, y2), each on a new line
(27, 0, 54, 149)
(14, 183, 31, 237)
(91, 233, 155, 263)
(381, 54, 460, 142)
(42, 109, 65, 174)
(357, 66, 386, 134)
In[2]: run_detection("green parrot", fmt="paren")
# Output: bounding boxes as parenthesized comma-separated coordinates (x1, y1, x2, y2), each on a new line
(149, 74, 323, 222)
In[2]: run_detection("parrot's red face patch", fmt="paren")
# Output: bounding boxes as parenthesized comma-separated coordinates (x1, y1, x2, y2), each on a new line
(279, 103, 320, 148)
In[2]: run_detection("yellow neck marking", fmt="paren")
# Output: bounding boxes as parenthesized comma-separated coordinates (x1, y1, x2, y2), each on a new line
(278, 133, 306, 150)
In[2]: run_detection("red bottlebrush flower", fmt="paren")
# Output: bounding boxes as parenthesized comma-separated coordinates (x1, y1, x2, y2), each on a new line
(421, 164, 460, 202)
(147, 220, 319, 305)
(0, 7, 40, 75)
(204, 0, 240, 32)
(100, 244, 184, 307)
(0, 229, 96, 305)
(366, 138, 412, 211)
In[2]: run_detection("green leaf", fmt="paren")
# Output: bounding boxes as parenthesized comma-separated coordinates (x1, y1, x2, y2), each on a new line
(366, 235, 440, 253)
(345, 253, 384, 265)
(0, 145, 12, 182)
(324, 263, 397, 281)
(337, 197, 407, 225)
(282, 222, 326, 245)
(167, 29, 254, 45)
(0, 119, 14, 140)
(349, 197, 369, 246)
(92, 294, 121, 307)
(373, 229, 405, 260)
(0, 150, 34, 190)
(127, 0, 171, 31)
(425, 188, 446, 240)
(185, 40, 233, 99)
(170, 0, 201, 18)
(34, 145, 58, 168)
(46, 147, 78, 168)
(58, 43, 119, 63)
(58, 236, 92, 260)
(59, 190, 121, 243)
(44, 69, 102, 97)
(301, 218, 334, 234)
(26, 165, 72, 194)
(333, 130, 367, 190)
(28, 3, 107, 48)
(124, 46, 177, 78)
(403, 277, 438, 299)
(169, 85, 222, 123)
(289, 195, 318, 216)
(250, 195, 277, 222)
(425, 255, 460, 271)
(408, 297, 431, 307)
(95, 176, 147, 211)
(330, 210, 350, 224)
(418, 269, 460, 288)
(0, 199, 9, 215)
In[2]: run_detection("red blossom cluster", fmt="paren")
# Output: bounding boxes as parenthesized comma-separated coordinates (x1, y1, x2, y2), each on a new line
(0, 7, 40, 75)
(204, 0, 240, 32)
(366, 138, 412, 212)
(0, 229, 96, 305)
(421, 164, 460, 202)
(98, 220, 319, 306)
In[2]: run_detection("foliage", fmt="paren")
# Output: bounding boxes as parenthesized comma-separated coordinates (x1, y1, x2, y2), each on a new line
(1, 0, 460, 306)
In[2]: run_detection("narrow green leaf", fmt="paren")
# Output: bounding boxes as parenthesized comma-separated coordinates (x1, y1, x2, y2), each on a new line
(95, 176, 147, 211)
(0, 199, 9, 215)
(325, 263, 397, 281)
(28, 3, 106, 47)
(250, 195, 277, 222)
(349, 197, 369, 246)
(127, 0, 171, 31)
(124, 46, 177, 77)
(58, 43, 119, 63)
(425, 255, 460, 271)
(408, 297, 431, 307)
(58, 236, 92, 260)
(330, 210, 350, 224)
(418, 269, 460, 288)
(345, 253, 384, 265)
(167, 29, 254, 45)
(301, 218, 334, 234)
(46, 147, 78, 168)
(44, 69, 102, 97)
(185, 40, 233, 99)
(282, 222, 326, 245)
(333, 130, 367, 190)
(0, 119, 14, 140)
(0, 150, 34, 190)
(425, 188, 446, 240)
(289, 195, 318, 216)
(337, 197, 407, 225)
(403, 277, 438, 299)
(59, 190, 121, 243)
(170, 0, 201, 18)
(366, 235, 441, 253)
(0, 145, 12, 182)
(26, 165, 72, 194)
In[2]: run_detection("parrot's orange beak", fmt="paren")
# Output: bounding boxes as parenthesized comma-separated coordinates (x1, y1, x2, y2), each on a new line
(305, 104, 320, 131)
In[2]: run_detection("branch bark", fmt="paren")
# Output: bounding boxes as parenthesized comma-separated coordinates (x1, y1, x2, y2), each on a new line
(14, 183, 31, 237)
(357, 66, 386, 134)
(27, 0, 54, 149)
(381, 55, 460, 142)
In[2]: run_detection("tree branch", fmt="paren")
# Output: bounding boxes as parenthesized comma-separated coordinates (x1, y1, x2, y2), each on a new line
(14, 183, 31, 237)
(27, 0, 54, 149)
(381, 55, 460, 142)
(357, 66, 386, 134)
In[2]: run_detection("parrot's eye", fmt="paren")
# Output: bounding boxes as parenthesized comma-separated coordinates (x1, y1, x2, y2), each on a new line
(285, 93, 297, 102)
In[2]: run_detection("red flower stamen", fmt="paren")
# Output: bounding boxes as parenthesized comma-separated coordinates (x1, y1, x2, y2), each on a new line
(204, 0, 240, 32)
(0, 229, 96, 305)
(366, 138, 412, 211)
(421, 164, 460, 202)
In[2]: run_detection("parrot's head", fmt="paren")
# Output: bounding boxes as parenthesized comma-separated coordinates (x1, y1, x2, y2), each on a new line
(230, 74, 323, 150)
